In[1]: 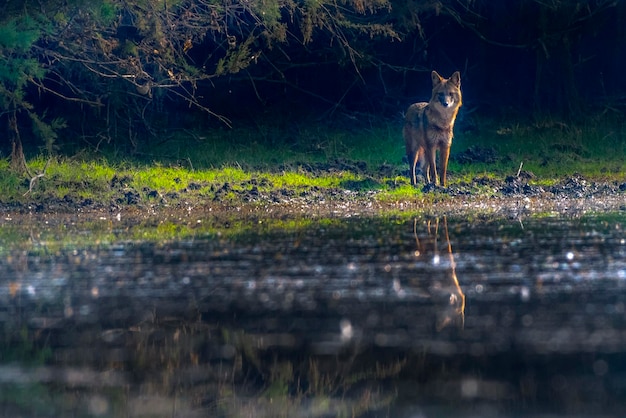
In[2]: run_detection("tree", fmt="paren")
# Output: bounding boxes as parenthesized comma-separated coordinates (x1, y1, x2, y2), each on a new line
(0, 0, 403, 164)
(0, 15, 47, 172)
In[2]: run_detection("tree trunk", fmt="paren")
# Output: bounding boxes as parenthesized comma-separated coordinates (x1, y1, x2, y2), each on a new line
(8, 111, 28, 174)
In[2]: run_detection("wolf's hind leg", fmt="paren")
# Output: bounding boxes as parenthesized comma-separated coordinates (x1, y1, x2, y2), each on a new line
(425, 147, 437, 184)
(408, 148, 420, 186)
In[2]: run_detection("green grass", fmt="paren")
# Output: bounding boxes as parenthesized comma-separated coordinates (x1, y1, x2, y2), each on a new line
(136, 112, 626, 183)
(383, 182, 420, 199)
(451, 113, 626, 181)
(0, 113, 623, 208)
(126, 120, 402, 169)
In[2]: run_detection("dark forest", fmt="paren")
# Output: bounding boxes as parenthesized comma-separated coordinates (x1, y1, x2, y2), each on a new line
(1, 0, 624, 169)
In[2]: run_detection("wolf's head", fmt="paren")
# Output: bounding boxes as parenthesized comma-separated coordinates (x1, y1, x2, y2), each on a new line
(430, 71, 462, 112)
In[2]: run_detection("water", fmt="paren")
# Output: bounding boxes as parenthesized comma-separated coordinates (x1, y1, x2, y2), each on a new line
(1, 212, 626, 417)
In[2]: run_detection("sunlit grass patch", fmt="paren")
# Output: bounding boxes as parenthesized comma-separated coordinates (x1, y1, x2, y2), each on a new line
(382, 183, 419, 200)
(131, 165, 196, 191)
(24, 157, 116, 200)
(266, 170, 359, 189)
(165, 165, 364, 196)
(127, 165, 257, 196)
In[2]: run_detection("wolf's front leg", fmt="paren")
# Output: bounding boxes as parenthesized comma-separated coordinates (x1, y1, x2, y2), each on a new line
(407, 150, 418, 186)
(439, 145, 451, 187)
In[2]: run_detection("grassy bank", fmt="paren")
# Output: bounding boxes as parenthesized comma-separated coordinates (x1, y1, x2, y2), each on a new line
(1, 114, 625, 209)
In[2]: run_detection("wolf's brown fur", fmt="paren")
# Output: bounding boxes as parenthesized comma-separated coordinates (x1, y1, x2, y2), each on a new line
(403, 71, 462, 187)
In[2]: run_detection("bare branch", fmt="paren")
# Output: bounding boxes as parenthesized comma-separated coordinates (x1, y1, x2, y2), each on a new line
(24, 158, 51, 196)
(29, 77, 104, 107)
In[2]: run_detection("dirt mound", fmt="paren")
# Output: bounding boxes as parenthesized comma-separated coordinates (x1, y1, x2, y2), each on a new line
(453, 146, 503, 164)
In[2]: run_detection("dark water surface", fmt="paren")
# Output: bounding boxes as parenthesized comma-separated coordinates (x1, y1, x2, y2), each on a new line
(2, 212, 626, 417)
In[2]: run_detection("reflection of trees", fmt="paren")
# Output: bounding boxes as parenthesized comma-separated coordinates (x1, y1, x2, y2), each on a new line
(0, 215, 474, 416)
(412, 216, 465, 331)
(0, 313, 401, 417)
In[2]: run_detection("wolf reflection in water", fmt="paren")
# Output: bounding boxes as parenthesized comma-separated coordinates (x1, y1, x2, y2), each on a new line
(411, 216, 465, 331)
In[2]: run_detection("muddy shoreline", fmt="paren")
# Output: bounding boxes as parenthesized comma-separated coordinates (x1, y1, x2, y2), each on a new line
(3, 167, 626, 219)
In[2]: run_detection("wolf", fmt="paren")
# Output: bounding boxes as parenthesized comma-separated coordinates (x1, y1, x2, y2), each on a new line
(403, 71, 462, 187)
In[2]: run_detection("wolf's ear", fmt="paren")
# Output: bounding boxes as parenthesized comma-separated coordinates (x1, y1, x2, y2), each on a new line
(431, 71, 443, 86)
(449, 71, 461, 87)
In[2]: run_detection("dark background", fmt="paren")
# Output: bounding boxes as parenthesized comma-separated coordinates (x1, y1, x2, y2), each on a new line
(4, 0, 626, 156)
(198, 1, 625, 120)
